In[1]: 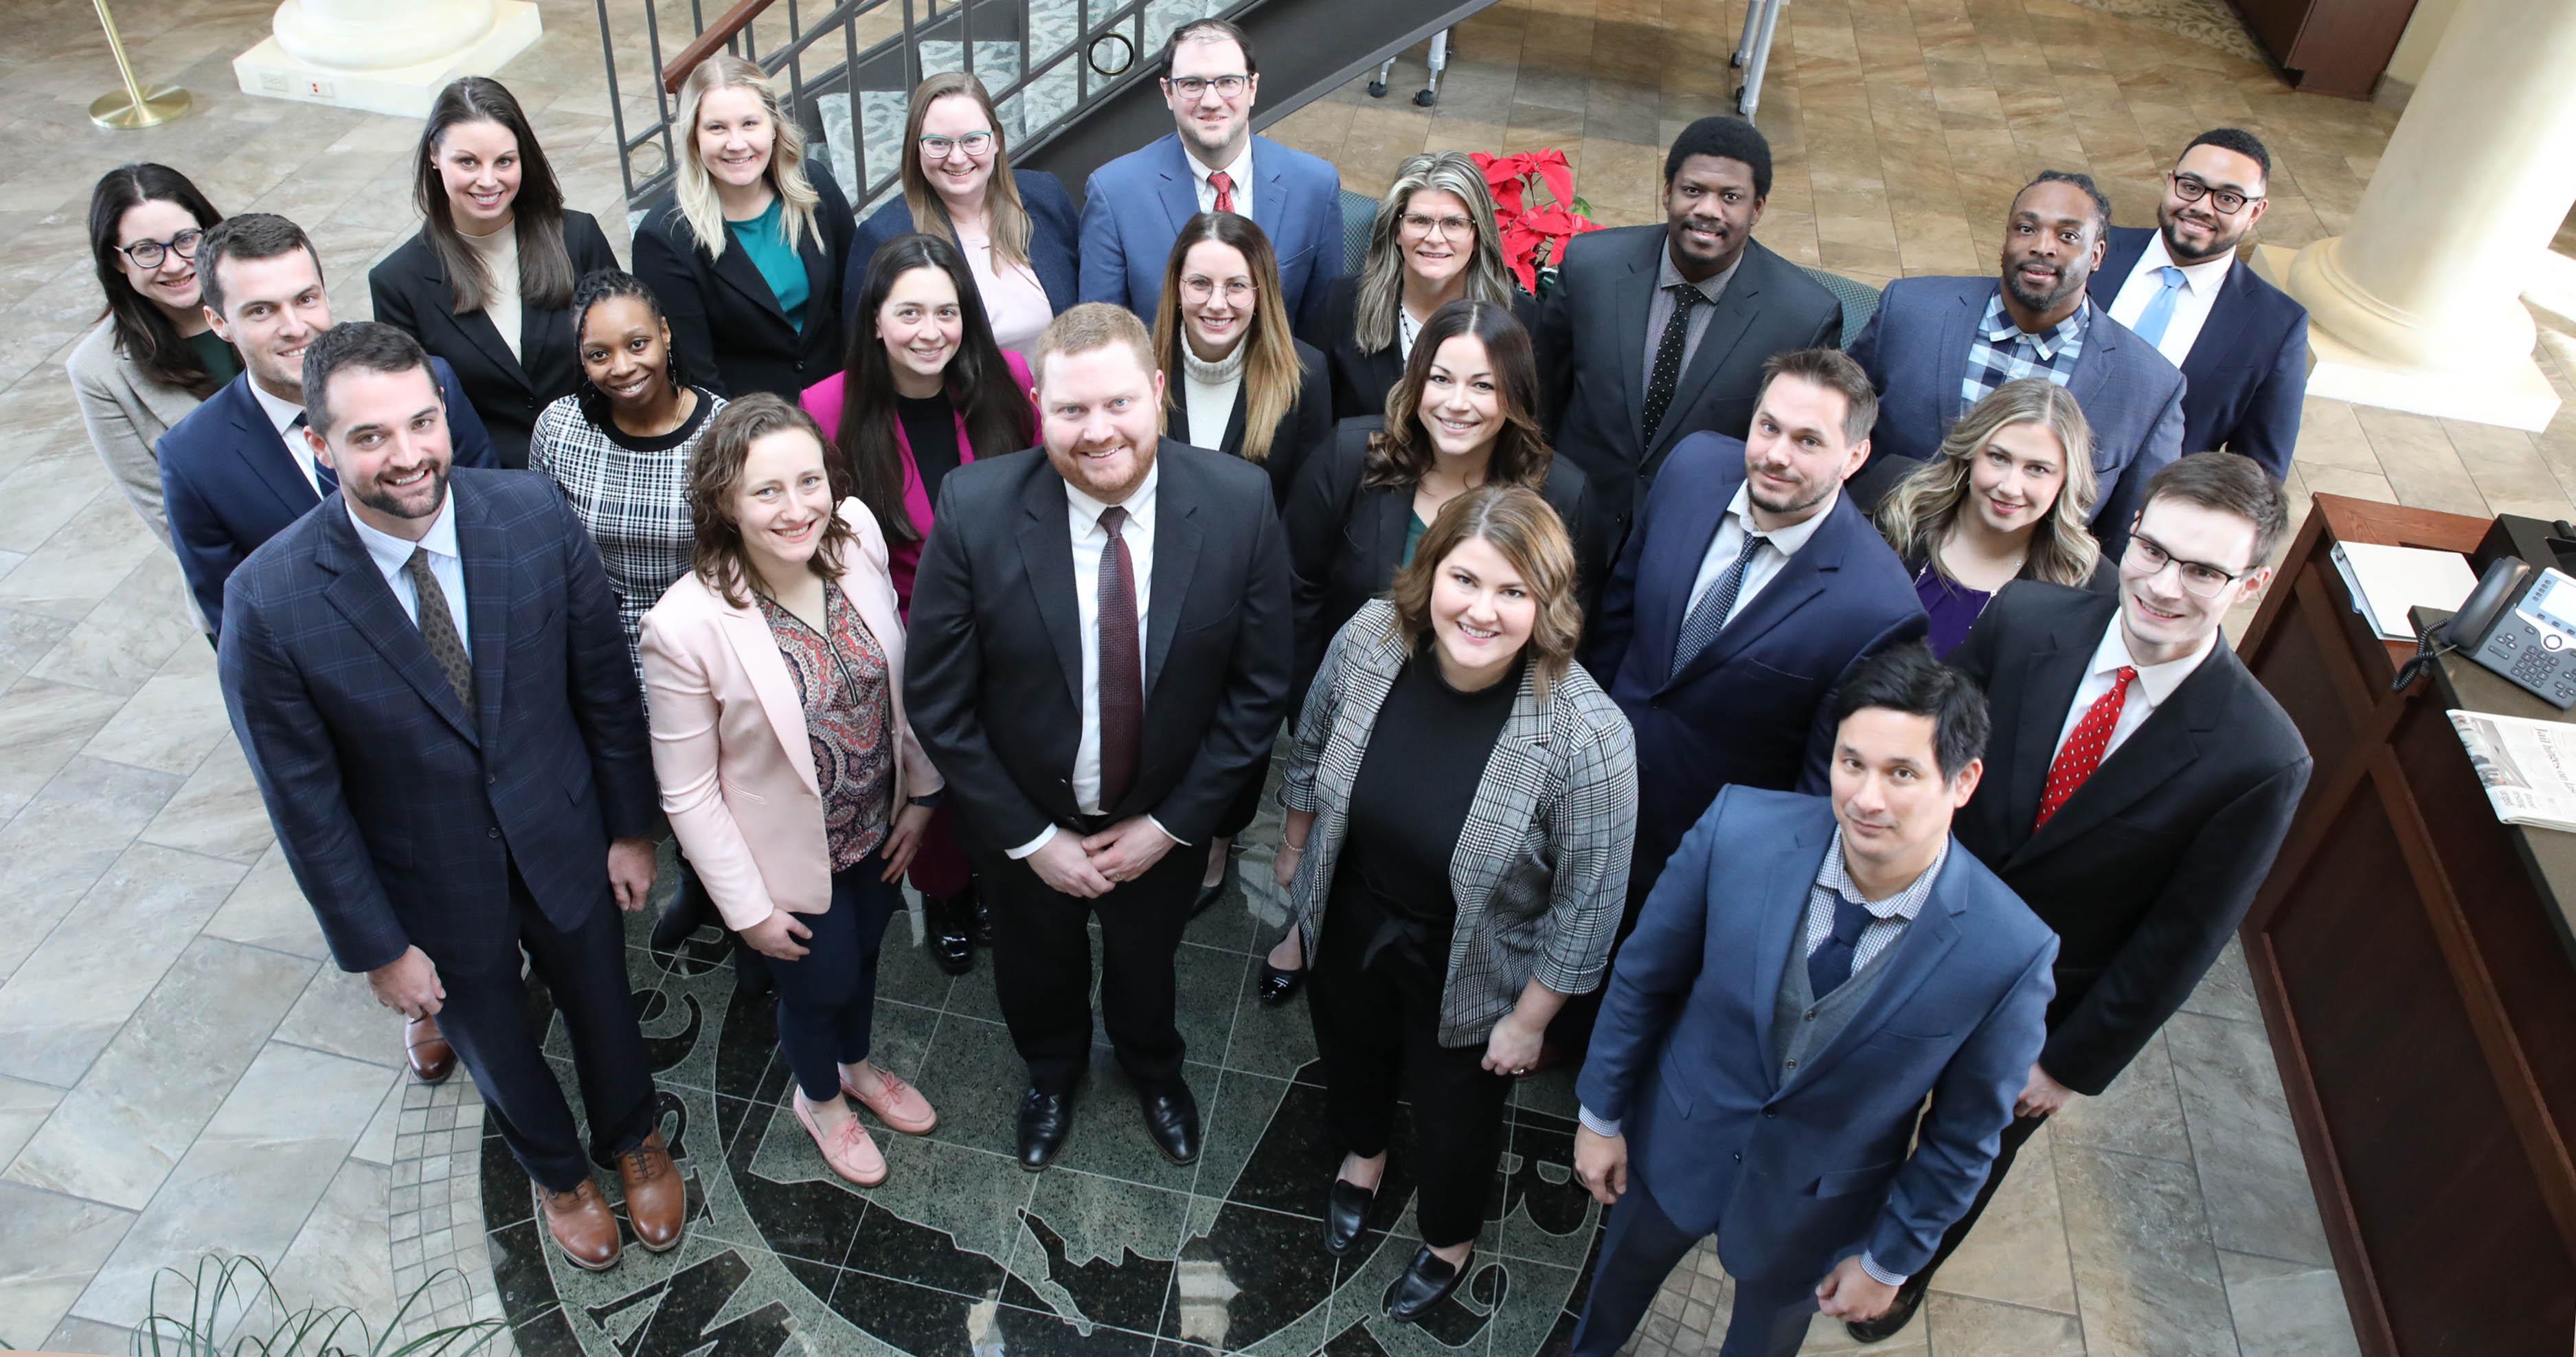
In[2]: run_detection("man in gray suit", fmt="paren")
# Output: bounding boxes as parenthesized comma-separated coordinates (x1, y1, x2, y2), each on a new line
(1535, 116, 1844, 552)
(1845, 171, 2184, 559)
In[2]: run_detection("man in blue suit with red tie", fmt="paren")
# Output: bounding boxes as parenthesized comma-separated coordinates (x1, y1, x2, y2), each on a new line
(1562, 647, 2055, 1356)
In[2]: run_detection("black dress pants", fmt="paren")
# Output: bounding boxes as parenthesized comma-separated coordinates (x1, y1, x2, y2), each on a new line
(977, 833, 1201, 1095)
(1305, 886, 1512, 1249)
(429, 862, 657, 1191)
(765, 850, 902, 1102)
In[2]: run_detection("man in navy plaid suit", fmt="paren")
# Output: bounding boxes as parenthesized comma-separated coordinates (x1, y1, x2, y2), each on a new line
(219, 322, 682, 1273)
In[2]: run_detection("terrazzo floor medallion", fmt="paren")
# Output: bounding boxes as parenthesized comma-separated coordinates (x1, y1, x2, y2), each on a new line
(479, 897, 1611, 1357)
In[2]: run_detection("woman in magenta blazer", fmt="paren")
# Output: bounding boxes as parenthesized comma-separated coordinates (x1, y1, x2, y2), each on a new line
(802, 232, 1037, 974)
(640, 395, 944, 1187)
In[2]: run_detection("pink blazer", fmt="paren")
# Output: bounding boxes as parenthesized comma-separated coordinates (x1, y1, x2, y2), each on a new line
(800, 349, 1037, 606)
(637, 500, 943, 931)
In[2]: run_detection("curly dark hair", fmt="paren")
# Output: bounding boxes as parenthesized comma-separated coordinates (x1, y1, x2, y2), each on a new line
(686, 394, 858, 609)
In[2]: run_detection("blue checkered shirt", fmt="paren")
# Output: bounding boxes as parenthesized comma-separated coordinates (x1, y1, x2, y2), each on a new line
(1961, 293, 2090, 410)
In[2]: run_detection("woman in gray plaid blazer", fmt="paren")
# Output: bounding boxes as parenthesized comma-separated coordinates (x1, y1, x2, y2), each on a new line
(1276, 484, 1636, 1322)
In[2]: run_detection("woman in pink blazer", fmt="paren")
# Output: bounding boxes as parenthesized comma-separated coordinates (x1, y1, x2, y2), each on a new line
(802, 232, 1038, 976)
(640, 394, 943, 1186)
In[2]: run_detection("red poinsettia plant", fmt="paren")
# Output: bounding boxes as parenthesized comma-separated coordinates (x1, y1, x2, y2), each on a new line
(1471, 148, 1603, 297)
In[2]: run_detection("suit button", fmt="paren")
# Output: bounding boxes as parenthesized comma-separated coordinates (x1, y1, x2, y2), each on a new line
(1733, 1152, 1742, 1163)
(1785, 1058, 1798, 1070)
(488, 774, 497, 785)
(1805, 1007, 1817, 1020)
(1763, 1109, 1777, 1119)
(487, 827, 501, 839)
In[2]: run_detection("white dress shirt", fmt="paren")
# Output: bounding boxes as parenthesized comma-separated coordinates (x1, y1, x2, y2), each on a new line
(1190, 143, 1256, 221)
(247, 379, 324, 497)
(1683, 483, 1836, 623)
(1006, 461, 1182, 858)
(346, 490, 471, 658)
(2052, 612, 2217, 763)
(2105, 232, 2232, 370)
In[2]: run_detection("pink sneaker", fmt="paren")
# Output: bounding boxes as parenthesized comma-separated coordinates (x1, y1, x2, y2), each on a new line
(842, 1066, 939, 1135)
(792, 1090, 888, 1185)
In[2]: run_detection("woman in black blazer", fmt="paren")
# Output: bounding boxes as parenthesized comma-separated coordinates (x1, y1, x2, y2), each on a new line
(1303, 150, 1537, 423)
(370, 78, 619, 469)
(631, 54, 855, 402)
(1151, 212, 1330, 509)
(835, 71, 1078, 354)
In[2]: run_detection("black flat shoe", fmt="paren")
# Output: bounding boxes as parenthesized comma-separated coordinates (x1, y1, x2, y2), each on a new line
(925, 892, 973, 976)
(1384, 1246, 1466, 1322)
(1323, 1178, 1372, 1255)
(1258, 961, 1305, 1005)
(651, 866, 715, 951)
(1017, 1088, 1073, 1171)
(1139, 1085, 1200, 1165)
(1842, 1277, 1928, 1343)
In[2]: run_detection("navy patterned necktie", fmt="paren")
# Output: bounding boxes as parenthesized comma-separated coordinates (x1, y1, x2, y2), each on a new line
(1096, 506, 1142, 811)
(405, 548, 473, 710)
(1669, 531, 1765, 680)
(1807, 892, 1873, 998)
(1640, 282, 1699, 450)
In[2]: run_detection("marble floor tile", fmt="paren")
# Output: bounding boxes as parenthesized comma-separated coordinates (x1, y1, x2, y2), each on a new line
(271, 964, 409, 1071)
(2047, 1029, 2193, 1165)
(265, 1158, 398, 1338)
(0, 679, 133, 825)
(2164, 1012, 2332, 1268)
(352, 1075, 406, 1168)
(2217, 1250, 2362, 1357)
(135, 737, 274, 865)
(44, 1313, 139, 1357)
(1923, 1292, 2086, 1355)
(0, 752, 185, 986)
(0, 487, 163, 623)
(2176, 936, 2261, 1024)
(3, 935, 312, 1210)
(199, 843, 332, 961)
(0, 1182, 133, 1352)
(0, 841, 248, 1086)
(2053, 1144, 2237, 1357)
(23, 551, 202, 698)
(0, 1073, 65, 1169)
(79, 671, 231, 778)
(1934, 1121, 2078, 1315)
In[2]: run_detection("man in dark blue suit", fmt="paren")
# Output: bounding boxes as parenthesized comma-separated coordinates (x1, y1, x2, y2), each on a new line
(2088, 129, 2309, 480)
(1076, 19, 1342, 333)
(1564, 647, 2055, 1357)
(1846, 172, 2182, 559)
(220, 322, 679, 1274)
(1556, 348, 1923, 1055)
(161, 212, 497, 640)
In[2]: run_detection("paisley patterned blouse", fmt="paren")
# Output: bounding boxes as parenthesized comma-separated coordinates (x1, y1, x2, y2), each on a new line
(756, 587, 894, 868)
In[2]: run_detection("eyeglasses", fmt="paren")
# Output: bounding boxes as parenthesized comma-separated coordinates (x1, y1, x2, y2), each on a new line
(1181, 275, 1256, 302)
(118, 229, 203, 269)
(2123, 532, 2251, 598)
(1165, 74, 1248, 100)
(918, 132, 994, 159)
(1400, 212, 1474, 240)
(2168, 172, 2261, 215)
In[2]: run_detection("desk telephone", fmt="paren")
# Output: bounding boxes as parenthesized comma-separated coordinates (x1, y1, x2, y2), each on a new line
(2439, 557, 2576, 709)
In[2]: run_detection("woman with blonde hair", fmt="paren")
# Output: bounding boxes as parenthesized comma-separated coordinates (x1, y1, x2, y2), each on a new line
(1304, 150, 1532, 420)
(633, 54, 855, 400)
(1277, 483, 1634, 1319)
(835, 71, 1078, 354)
(1874, 375, 2116, 656)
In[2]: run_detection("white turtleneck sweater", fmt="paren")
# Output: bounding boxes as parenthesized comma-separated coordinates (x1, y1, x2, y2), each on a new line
(1180, 337, 1247, 450)
(460, 221, 523, 363)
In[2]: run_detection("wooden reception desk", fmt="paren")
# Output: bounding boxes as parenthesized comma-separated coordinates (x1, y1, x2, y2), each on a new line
(2237, 494, 2576, 1356)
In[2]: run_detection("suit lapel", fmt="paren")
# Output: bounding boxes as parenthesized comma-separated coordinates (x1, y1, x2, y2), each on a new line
(712, 234, 789, 325)
(317, 508, 478, 745)
(453, 478, 512, 745)
(720, 605, 822, 795)
(1614, 233, 1660, 454)
(1254, 139, 1289, 235)
(1649, 251, 1767, 467)
(224, 378, 321, 517)
(1645, 470, 1735, 687)
(1792, 866, 1966, 1090)
(2184, 261, 2261, 388)
(2067, 304, 2121, 413)
(2088, 227, 2149, 312)
(2002, 612, 2099, 839)
(1157, 138, 1201, 235)
(1939, 285, 1990, 425)
(1144, 447, 1204, 698)
(1015, 467, 1085, 710)
(2026, 644, 2237, 855)
(1449, 670, 1545, 914)
(1747, 814, 1829, 1088)
(1221, 385, 1250, 457)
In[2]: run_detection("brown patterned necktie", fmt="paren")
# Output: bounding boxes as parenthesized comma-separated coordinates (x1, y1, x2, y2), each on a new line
(405, 547, 474, 710)
(1096, 506, 1142, 811)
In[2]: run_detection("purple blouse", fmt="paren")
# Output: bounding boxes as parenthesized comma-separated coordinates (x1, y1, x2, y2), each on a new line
(1913, 561, 1996, 659)
(756, 587, 894, 868)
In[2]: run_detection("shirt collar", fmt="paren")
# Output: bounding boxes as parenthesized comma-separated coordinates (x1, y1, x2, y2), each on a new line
(1724, 480, 1834, 559)
(1818, 826, 1948, 921)
(1190, 143, 1254, 199)
(1980, 291, 2090, 358)
(2092, 607, 2217, 707)
(247, 379, 306, 440)
(2138, 229, 2234, 295)
(1658, 243, 1743, 306)
(1065, 457, 1161, 534)
(346, 489, 461, 580)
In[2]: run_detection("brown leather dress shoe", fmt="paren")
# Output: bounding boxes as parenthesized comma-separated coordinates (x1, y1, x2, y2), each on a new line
(539, 1178, 621, 1271)
(405, 1016, 455, 1084)
(616, 1131, 685, 1253)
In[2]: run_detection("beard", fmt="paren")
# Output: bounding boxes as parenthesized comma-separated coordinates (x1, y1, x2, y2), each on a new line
(2004, 261, 2083, 315)
(353, 459, 451, 520)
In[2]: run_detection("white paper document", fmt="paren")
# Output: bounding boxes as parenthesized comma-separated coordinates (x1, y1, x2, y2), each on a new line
(2450, 708, 2576, 833)
(2334, 542, 2481, 640)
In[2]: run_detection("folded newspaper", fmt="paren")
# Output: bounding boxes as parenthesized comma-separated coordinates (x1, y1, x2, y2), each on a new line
(2451, 709, 2576, 833)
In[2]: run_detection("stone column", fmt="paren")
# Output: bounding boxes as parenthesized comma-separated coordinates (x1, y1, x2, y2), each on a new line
(2269, 0, 2576, 431)
(234, 0, 541, 118)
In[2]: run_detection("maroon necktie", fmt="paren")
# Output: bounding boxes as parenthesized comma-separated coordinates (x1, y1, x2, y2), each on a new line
(1096, 506, 1142, 811)
(1208, 170, 1236, 214)
(2034, 666, 2136, 830)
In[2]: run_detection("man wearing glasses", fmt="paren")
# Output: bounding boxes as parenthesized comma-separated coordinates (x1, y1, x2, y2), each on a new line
(1076, 18, 1343, 333)
(1843, 452, 2312, 1343)
(2087, 128, 2310, 481)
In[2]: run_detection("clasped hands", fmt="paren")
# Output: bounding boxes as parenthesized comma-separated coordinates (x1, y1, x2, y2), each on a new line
(368, 835, 661, 1020)
(1027, 816, 1176, 897)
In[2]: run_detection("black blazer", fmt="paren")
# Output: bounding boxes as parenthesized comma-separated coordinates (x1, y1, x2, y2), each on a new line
(1948, 583, 2310, 1095)
(2086, 226, 2308, 480)
(631, 164, 857, 401)
(1284, 416, 1596, 707)
(368, 212, 621, 469)
(1164, 337, 1331, 508)
(836, 168, 1081, 328)
(904, 441, 1292, 852)
(1534, 228, 1842, 546)
(1304, 276, 1545, 423)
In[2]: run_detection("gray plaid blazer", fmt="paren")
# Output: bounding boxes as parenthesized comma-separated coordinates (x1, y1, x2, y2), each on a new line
(1282, 599, 1638, 1046)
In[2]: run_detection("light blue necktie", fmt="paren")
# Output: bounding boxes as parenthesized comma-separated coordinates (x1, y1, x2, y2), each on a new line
(1670, 530, 1766, 680)
(2129, 266, 2187, 348)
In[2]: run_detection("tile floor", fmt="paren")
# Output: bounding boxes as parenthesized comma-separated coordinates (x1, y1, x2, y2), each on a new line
(0, 0, 2568, 1351)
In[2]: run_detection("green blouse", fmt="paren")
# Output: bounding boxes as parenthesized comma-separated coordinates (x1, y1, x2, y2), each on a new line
(727, 197, 809, 332)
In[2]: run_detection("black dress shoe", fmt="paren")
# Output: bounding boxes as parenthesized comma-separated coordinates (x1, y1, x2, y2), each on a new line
(1842, 1276, 1928, 1343)
(924, 892, 973, 976)
(1189, 879, 1225, 918)
(1384, 1246, 1466, 1321)
(1017, 1088, 1074, 1171)
(651, 862, 715, 951)
(732, 934, 775, 999)
(1139, 1085, 1200, 1164)
(1258, 961, 1305, 1005)
(1323, 1178, 1373, 1255)
(968, 887, 994, 947)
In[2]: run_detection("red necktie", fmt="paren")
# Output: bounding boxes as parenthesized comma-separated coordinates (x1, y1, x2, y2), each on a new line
(2034, 666, 2136, 830)
(1096, 506, 1142, 811)
(1208, 170, 1235, 214)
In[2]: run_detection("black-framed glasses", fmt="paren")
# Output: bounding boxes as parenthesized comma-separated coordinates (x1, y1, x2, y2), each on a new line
(2123, 532, 2251, 598)
(2168, 172, 2261, 215)
(918, 131, 994, 159)
(1164, 74, 1248, 99)
(118, 228, 203, 269)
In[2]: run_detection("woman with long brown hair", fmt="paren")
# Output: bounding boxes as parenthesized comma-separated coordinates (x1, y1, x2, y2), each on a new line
(1151, 211, 1330, 507)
